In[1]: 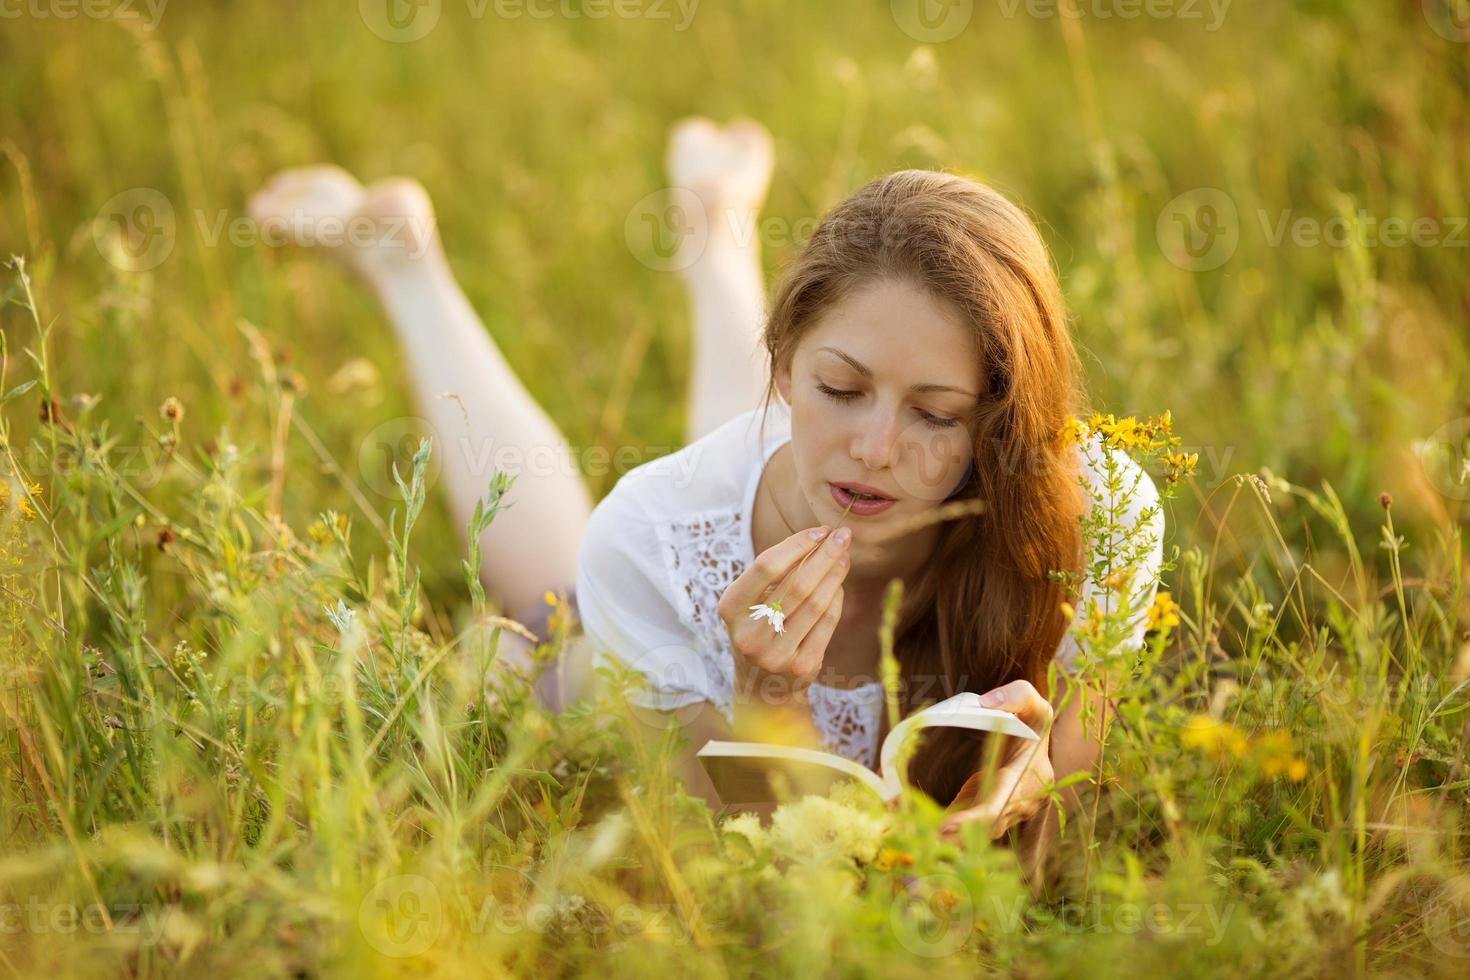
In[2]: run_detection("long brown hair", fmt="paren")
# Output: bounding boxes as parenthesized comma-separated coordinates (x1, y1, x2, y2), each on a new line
(757, 170, 1089, 805)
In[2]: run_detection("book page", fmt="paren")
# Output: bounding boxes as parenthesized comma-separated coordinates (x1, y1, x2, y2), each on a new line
(878, 693, 1041, 796)
(697, 741, 890, 804)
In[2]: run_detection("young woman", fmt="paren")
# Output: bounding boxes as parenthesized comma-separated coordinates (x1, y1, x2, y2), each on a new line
(248, 117, 1164, 877)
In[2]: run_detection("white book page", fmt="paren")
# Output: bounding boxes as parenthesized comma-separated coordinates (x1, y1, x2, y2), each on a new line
(877, 692, 1041, 797)
(696, 740, 889, 800)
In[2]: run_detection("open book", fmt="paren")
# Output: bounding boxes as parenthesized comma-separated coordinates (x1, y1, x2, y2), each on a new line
(696, 691, 1039, 804)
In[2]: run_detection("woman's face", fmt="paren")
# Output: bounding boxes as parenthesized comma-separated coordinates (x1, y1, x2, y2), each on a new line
(775, 277, 981, 545)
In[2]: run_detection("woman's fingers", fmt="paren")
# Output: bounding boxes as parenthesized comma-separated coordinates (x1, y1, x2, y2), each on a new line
(940, 765, 1044, 840)
(777, 527, 851, 616)
(788, 580, 844, 681)
(720, 526, 851, 682)
(978, 679, 1055, 736)
(742, 559, 846, 679)
(718, 525, 828, 615)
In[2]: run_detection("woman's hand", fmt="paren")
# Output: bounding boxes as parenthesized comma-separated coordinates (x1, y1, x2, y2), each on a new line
(716, 525, 851, 686)
(940, 679, 1056, 841)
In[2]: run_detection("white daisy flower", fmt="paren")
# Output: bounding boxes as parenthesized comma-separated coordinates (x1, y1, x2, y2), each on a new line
(748, 602, 786, 634)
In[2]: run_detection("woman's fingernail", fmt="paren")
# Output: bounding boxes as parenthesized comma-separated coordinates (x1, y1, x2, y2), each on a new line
(980, 690, 1005, 706)
(809, 526, 829, 540)
(834, 527, 851, 545)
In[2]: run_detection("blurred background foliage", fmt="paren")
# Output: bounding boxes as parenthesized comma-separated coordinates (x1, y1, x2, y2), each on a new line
(2, 0, 1467, 610)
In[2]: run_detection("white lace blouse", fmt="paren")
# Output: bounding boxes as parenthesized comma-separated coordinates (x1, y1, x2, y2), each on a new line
(573, 400, 1164, 771)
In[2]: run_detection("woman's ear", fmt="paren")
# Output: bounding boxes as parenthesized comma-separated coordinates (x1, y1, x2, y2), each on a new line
(774, 358, 792, 405)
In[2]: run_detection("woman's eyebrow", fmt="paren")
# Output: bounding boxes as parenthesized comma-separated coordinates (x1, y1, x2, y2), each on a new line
(817, 346, 977, 397)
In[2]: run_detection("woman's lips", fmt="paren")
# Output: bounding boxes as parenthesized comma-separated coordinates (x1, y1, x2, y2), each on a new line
(830, 482, 897, 516)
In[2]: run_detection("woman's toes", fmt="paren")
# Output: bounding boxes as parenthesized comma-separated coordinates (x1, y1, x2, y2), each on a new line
(247, 165, 365, 245)
(666, 116, 774, 210)
(664, 116, 776, 261)
(355, 177, 441, 266)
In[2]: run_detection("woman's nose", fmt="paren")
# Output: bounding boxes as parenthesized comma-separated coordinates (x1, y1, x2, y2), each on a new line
(851, 406, 905, 470)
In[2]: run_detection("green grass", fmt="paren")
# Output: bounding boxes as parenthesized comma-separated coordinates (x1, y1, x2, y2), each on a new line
(1, 1, 1468, 975)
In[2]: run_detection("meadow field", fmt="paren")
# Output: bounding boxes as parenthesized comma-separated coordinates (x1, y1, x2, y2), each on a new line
(1, 0, 1468, 975)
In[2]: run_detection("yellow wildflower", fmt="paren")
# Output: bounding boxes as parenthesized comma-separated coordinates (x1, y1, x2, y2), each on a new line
(1102, 566, 1134, 594)
(1145, 592, 1181, 632)
(1162, 451, 1199, 484)
(1252, 729, 1307, 782)
(873, 847, 915, 872)
(544, 590, 559, 607)
(1180, 714, 1249, 759)
(1057, 415, 1085, 446)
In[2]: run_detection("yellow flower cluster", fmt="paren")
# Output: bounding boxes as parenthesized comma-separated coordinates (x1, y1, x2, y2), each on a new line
(722, 795, 890, 868)
(1058, 410, 1173, 451)
(306, 511, 350, 545)
(1056, 409, 1197, 485)
(1180, 715, 1249, 758)
(1145, 591, 1181, 632)
(872, 847, 915, 872)
(0, 480, 43, 521)
(1253, 730, 1309, 781)
(1161, 450, 1200, 485)
(1180, 715, 1308, 781)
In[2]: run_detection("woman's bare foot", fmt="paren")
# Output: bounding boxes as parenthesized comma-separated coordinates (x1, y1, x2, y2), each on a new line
(665, 116, 775, 265)
(247, 166, 441, 282)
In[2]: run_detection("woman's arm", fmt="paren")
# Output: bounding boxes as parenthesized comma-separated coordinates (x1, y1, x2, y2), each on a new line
(939, 672, 1113, 898)
(1012, 671, 1113, 895)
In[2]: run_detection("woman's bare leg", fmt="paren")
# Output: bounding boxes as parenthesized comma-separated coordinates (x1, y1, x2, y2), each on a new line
(666, 117, 776, 444)
(248, 168, 592, 622)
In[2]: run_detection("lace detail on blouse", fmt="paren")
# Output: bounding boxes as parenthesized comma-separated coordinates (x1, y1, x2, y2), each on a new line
(652, 507, 884, 769)
(807, 681, 884, 770)
(651, 508, 744, 715)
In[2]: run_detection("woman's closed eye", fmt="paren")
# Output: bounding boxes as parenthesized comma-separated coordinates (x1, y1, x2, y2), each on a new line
(815, 382, 962, 430)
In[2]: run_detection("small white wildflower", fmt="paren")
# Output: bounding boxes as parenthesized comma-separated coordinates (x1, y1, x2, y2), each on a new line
(325, 599, 357, 634)
(748, 602, 786, 634)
